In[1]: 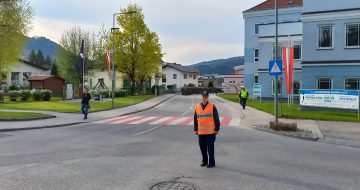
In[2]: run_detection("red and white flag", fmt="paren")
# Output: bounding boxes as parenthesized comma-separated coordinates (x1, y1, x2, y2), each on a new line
(105, 53, 111, 76)
(282, 47, 294, 94)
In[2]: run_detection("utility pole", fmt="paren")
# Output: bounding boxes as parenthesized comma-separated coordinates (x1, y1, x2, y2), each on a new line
(274, 0, 279, 123)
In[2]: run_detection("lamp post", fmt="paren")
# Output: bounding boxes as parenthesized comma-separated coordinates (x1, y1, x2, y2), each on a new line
(274, 0, 279, 123)
(111, 11, 136, 108)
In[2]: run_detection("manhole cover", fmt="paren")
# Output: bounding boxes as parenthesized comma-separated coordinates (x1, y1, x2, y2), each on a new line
(150, 181, 197, 190)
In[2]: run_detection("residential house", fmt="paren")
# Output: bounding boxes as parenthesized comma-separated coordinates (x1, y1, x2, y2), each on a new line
(223, 65, 245, 94)
(162, 63, 199, 89)
(6, 59, 50, 87)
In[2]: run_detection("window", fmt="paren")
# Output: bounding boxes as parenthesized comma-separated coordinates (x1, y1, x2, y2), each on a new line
(294, 44, 302, 60)
(293, 81, 301, 94)
(345, 78, 360, 90)
(193, 75, 196, 80)
(318, 25, 333, 48)
(255, 24, 259, 35)
(254, 49, 259, 62)
(11, 72, 20, 85)
(184, 74, 187, 79)
(317, 77, 332, 89)
(272, 78, 282, 95)
(162, 75, 166, 83)
(346, 24, 360, 47)
(272, 45, 282, 59)
(254, 75, 259, 84)
(173, 74, 177, 79)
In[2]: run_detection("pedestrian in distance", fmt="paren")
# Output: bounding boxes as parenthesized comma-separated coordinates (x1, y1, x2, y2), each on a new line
(81, 87, 91, 120)
(194, 90, 221, 168)
(239, 86, 249, 110)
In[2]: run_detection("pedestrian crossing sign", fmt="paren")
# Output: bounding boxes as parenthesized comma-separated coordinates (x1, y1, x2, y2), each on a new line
(269, 60, 283, 76)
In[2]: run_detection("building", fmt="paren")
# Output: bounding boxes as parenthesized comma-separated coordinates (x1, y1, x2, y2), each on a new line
(29, 75, 65, 96)
(223, 65, 245, 94)
(162, 63, 200, 89)
(243, 0, 303, 99)
(6, 59, 50, 87)
(301, 0, 360, 90)
(243, 0, 360, 100)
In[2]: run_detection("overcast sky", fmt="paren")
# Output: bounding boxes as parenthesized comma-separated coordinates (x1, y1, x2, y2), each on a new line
(29, 0, 264, 65)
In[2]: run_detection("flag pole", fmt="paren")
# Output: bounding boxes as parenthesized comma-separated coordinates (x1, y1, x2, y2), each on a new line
(274, 0, 279, 123)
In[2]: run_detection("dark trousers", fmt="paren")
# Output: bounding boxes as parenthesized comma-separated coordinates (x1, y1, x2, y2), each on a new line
(81, 104, 89, 118)
(198, 134, 216, 166)
(240, 98, 247, 109)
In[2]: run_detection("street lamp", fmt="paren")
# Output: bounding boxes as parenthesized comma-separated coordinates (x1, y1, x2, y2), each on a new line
(111, 11, 137, 108)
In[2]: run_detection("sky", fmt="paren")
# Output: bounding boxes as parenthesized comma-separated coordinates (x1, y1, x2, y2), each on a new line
(29, 0, 264, 65)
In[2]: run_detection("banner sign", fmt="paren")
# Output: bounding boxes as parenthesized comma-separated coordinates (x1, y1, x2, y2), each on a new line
(253, 85, 262, 96)
(282, 47, 294, 94)
(300, 90, 359, 110)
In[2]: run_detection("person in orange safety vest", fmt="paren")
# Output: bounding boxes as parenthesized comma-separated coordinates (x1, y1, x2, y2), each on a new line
(194, 90, 221, 168)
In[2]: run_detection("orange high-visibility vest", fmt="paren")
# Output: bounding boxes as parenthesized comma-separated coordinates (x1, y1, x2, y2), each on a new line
(195, 102, 216, 135)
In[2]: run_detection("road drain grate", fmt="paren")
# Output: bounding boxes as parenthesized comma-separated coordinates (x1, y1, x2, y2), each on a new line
(150, 181, 197, 190)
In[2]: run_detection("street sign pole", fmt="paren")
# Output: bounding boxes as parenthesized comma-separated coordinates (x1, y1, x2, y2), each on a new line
(274, 0, 279, 123)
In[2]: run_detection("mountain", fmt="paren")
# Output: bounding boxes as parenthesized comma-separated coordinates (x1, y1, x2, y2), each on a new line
(189, 56, 244, 75)
(22, 36, 61, 62)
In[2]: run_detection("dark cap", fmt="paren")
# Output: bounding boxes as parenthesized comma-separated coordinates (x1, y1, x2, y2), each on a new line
(201, 90, 209, 97)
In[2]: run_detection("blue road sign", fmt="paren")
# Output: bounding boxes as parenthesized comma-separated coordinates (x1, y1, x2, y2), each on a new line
(269, 60, 283, 76)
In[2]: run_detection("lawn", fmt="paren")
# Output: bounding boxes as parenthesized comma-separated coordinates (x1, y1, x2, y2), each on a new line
(218, 94, 360, 122)
(0, 95, 155, 113)
(0, 111, 52, 120)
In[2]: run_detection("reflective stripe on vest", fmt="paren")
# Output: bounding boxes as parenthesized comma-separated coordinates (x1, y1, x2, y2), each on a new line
(240, 90, 248, 98)
(195, 102, 216, 135)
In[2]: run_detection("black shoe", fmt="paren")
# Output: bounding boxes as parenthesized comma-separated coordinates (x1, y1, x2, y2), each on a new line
(200, 163, 207, 167)
(207, 164, 215, 168)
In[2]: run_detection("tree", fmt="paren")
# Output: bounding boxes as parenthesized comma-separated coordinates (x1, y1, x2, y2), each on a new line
(208, 81, 214, 88)
(113, 4, 163, 95)
(35, 49, 44, 66)
(44, 55, 52, 67)
(56, 27, 98, 85)
(0, 0, 34, 85)
(51, 61, 59, 76)
(28, 49, 36, 64)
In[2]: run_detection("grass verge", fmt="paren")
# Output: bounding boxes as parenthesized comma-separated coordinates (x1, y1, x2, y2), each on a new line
(218, 94, 360, 122)
(0, 95, 155, 113)
(0, 111, 52, 120)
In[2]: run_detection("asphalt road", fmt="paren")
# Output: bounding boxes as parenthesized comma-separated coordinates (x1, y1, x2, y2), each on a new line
(0, 95, 359, 190)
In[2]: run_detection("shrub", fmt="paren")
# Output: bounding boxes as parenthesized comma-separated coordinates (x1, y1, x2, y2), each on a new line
(89, 90, 97, 97)
(115, 89, 128, 97)
(0, 90, 4, 102)
(181, 87, 223, 96)
(20, 90, 31, 101)
(32, 90, 42, 101)
(8, 85, 19, 91)
(8, 90, 20, 101)
(41, 90, 52, 101)
(269, 121, 297, 131)
(187, 83, 196, 88)
(100, 89, 110, 98)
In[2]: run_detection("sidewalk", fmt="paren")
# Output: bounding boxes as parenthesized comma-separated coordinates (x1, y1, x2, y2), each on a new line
(0, 94, 176, 131)
(216, 95, 360, 147)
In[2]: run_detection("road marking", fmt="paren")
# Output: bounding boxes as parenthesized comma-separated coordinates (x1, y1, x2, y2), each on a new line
(168, 117, 189, 125)
(103, 115, 132, 124)
(133, 125, 163, 137)
(1, 164, 36, 177)
(229, 118, 241, 127)
(158, 117, 180, 125)
(182, 111, 189, 116)
(149, 117, 173, 125)
(111, 116, 142, 124)
(128, 116, 158, 124)
(180, 117, 194, 126)
(221, 117, 232, 126)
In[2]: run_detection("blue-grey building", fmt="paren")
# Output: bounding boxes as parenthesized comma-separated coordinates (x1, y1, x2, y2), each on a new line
(243, 0, 303, 99)
(243, 0, 360, 99)
(302, 0, 360, 90)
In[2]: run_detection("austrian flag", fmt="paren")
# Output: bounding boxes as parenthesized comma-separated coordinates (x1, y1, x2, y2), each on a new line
(105, 53, 111, 76)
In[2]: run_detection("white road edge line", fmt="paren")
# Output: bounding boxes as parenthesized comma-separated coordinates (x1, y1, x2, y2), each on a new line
(133, 125, 163, 137)
(182, 111, 189, 116)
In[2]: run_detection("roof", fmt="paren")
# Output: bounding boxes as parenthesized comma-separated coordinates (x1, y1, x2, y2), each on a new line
(28, 75, 65, 81)
(163, 63, 200, 74)
(245, 0, 303, 12)
(20, 59, 49, 71)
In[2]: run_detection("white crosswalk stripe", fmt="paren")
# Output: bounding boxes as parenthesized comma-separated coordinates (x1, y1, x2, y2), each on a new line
(111, 116, 142, 124)
(128, 116, 158, 124)
(229, 118, 241, 127)
(148, 117, 173, 125)
(168, 117, 189, 125)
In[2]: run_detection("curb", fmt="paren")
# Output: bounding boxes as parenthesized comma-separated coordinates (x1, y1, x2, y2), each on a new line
(253, 125, 319, 141)
(0, 115, 56, 122)
(0, 94, 176, 132)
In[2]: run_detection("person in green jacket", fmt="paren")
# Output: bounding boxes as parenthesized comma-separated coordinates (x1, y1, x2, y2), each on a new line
(239, 86, 249, 110)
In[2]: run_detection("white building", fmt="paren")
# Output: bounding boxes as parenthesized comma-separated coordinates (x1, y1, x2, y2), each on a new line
(162, 63, 200, 89)
(6, 59, 50, 87)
